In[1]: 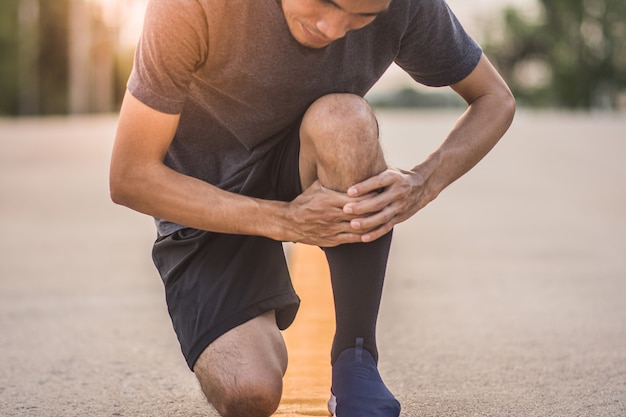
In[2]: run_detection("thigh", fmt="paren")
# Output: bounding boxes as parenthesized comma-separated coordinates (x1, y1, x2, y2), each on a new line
(193, 310, 288, 410)
(152, 229, 300, 370)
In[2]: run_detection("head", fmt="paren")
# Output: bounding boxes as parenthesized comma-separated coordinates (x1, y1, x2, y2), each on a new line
(279, 0, 391, 49)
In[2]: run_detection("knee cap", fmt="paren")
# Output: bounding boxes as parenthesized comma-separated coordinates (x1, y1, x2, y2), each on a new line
(214, 377, 282, 417)
(305, 93, 376, 132)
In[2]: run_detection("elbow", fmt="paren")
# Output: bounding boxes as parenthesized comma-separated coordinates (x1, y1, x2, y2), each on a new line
(497, 90, 517, 145)
(109, 183, 125, 207)
(491, 86, 516, 134)
(109, 163, 136, 208)
(504, 88, 517, 123)
(109, 173, 129, 207)
(497, 79, 516, 122)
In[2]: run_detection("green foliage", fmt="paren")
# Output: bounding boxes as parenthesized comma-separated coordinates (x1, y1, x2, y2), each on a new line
(484, 0, 626, 109)
(0, 0, 20, 114)
(39, 0, 70, 114)
(0, 0, 124, 116)
(0, 0, 69, 115)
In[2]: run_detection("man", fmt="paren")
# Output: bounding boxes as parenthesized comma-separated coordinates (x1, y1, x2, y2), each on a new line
(110, 0, 515, 416)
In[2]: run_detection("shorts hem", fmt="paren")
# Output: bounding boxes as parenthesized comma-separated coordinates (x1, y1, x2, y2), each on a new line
(185, 291, 300, 370)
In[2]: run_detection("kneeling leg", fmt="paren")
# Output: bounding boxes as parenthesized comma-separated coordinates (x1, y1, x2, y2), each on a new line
(193, 310, 288, 417)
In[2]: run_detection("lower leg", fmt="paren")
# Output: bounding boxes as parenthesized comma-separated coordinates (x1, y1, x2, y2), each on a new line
(324, 230, 392, 364)
(300, 94, 400, 416)
(299, 94, 391, 364)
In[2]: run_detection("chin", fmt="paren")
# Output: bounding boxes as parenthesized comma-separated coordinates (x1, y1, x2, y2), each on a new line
(295, 24, 332, 48)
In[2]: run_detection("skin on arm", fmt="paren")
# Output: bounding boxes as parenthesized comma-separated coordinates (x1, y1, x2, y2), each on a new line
(110, 92, 279, 236)
(109, 91, 365, 246)
(343, 54, 516, 242)
(111, 54, 514, 246)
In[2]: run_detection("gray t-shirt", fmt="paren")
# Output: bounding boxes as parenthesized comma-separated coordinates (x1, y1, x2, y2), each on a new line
(128, 0, 482, 235)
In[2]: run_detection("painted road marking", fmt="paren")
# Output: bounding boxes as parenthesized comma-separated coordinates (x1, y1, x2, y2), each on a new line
(277, 244, 335, 416)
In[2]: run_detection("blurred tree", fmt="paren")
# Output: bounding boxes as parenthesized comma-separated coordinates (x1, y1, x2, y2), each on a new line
(0, 0, 69, 115)
(0, 0, 119, 116)
(39, 0, 70, 114)
(0, 0, 21, 114)
(484, 0, 626, 109)
(18, 0, 41, 115)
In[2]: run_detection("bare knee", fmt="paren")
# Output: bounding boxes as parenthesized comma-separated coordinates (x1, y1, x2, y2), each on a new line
(207, 371, 283, 417)
(306, 92, 375, 122)
(302, 93, 379, 150)
(300, 93, 386, 190)
(193, 311, 287, 417)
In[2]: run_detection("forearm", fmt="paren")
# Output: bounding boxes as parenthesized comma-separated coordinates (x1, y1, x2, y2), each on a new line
(110, 91, 297, 241)
(415, 84, 516, 203)
(110, 162, 289, 239)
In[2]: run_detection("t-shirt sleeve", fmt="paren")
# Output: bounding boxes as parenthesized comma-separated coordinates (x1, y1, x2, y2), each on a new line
(127, 0, 209, 114)
(395, 0, 482, 87)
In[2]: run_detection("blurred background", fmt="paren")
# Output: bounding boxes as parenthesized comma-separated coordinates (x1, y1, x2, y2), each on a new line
(1, 1, 625, 416)
(1, 0, 625, 115)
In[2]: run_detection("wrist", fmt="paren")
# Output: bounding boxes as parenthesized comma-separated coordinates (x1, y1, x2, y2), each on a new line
(262, 200, 298, 242)
(411, 153, 444, 203)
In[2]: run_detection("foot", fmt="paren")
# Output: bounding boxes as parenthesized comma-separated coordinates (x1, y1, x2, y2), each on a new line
(328, 338, 401, 417)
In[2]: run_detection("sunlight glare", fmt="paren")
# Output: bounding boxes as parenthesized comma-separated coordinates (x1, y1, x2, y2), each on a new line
(91, 0, 148, 45)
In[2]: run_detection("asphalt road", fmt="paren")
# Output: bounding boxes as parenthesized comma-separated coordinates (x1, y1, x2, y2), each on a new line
(1, 110, 625, 416)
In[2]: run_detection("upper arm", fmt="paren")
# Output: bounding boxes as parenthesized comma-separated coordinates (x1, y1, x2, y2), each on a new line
(110, 90, 181, 195)
(128, 0, 208, 114)
(451, 54, 515, 106)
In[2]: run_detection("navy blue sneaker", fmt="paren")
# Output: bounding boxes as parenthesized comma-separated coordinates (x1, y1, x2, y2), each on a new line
(328, 338, 401, 417)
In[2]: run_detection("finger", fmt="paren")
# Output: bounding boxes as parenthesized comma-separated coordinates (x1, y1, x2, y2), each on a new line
(342, 191, 381, 214)
(344, 194, 387, 216)
(345, 187, 400, 216)
(347, 173, 391, 197)
(323, 186, 363, 208)
(360, 222, 395, 243)
(301, 184, 354, 211)
(313, 231, 371, 247)
(349, 204, 397, 231)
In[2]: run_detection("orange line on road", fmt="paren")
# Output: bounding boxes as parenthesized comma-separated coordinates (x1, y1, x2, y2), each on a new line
(276, 244, 335, 417)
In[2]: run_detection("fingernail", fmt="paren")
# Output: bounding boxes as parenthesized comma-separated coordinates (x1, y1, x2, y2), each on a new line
(351, 220, 360, 229)
(344, 205, 353, 214)
(348, 187, 358, 196)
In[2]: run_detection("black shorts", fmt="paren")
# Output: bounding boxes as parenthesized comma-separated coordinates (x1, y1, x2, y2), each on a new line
(152, 129, 302, 370)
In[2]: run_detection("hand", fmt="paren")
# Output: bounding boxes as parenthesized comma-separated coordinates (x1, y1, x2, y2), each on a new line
(284, 180, 377, 247)
(342, 168, 432, 242)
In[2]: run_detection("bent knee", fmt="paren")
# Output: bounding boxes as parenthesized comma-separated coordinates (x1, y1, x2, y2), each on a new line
(301, 94, 380, 162)
(299, 94, 384, 188)
(302, 93, 378, 140)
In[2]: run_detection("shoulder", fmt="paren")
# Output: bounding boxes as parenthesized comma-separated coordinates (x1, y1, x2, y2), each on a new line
(373, 0, 454, 35)
(143, 0, 211, 29)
